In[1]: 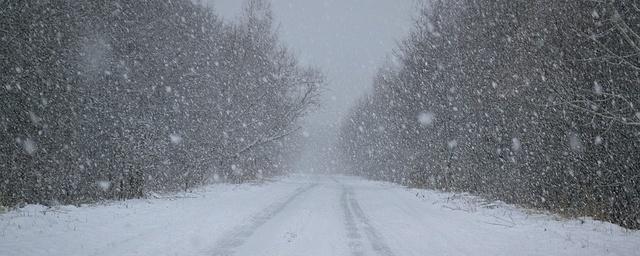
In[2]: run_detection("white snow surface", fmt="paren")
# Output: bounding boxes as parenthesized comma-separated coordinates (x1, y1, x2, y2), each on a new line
(1, 174, 639, 256)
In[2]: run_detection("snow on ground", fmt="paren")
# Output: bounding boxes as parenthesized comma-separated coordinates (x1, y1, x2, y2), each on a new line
(348, 177, 640, 256)
(0, 178, 303, 256)
(1, 174, 639, 256)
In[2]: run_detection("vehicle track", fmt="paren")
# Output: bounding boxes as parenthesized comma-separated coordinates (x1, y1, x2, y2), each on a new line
(209, 183, 318, 256)
(339, 182, 396, 256)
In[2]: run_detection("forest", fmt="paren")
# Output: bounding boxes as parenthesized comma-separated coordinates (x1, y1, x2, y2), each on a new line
(2, 1, 640, 255)
(0, 0, 321, 206)
(1, 0, 639, 233)
(339, 0, 640, 229)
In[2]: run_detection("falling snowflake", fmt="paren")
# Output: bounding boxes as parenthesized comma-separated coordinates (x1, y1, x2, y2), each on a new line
(28, 111, 41, 124)
(97, 181, 111, 192)
(170, 134, 183, 145)
(593, 81, 603, 95)
(232, 164, 242, 175)
(594, 136, 603, 145)
(511, 138, 521, 151)
(23, 138, 37, 155)
(447, 139, 458, 149)
(417, 112, 435, 126)
(569, 133, 583, 152)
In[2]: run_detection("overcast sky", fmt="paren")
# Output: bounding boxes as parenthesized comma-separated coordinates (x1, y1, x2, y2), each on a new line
(206, 0, 416, 170)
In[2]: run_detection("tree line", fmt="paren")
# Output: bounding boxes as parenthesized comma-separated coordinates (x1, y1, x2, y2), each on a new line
(0, 0, 321, 206)
(339, 0, 640, 229)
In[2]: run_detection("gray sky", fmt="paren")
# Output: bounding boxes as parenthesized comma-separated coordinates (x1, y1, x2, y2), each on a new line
(207, 0, 416, 170)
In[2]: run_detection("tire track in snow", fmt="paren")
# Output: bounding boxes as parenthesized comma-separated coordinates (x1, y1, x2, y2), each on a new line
(339, 180, 395, 256)
(341, 185, 366, 256)
(209, 183, 317, 256)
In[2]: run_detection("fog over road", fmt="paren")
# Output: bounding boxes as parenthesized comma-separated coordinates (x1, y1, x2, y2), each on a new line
(209, 0, 416, 171)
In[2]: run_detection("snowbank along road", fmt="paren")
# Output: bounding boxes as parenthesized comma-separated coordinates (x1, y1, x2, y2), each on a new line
(1, 174, 639, 256)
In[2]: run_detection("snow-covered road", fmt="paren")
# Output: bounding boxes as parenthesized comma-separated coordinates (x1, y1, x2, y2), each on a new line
(2, 174, 639, 256)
